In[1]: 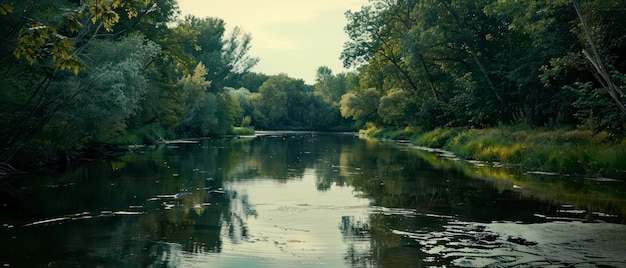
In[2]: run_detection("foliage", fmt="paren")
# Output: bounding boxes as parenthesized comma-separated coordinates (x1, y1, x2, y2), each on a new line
(341, 0, 626, 139)
(175, 62, 215, 137)
(571, 80, 626, 140)
(340, 88, 381, 127)
(413, 128, 464, 148)
(180, 16, 259, 91)
(3, 0, 626, 175)
(378, 89, 412, 127)
(0, 0, 262, 172)
(69, 35, 161, 144)
(313, 66, 358, 129)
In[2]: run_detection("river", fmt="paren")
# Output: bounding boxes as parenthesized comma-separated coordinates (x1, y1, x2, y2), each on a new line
(1, 132, 625, 267)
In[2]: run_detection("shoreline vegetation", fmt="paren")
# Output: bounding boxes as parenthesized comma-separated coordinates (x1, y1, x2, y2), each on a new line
(3, 1, 626, 183)
(0, 128, 257, 179)
(364, 125, 626, 180)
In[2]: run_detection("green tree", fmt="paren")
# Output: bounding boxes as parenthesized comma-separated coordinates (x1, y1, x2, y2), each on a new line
(175, 62, 216, 137)
(250, 74, 331, 130)
(227, 87, 253, 126)
(340, 88, 382, 127)
(251, 75, 290, 128)
(229, 72, 269, 93)
(181, 16, 259, 91)
(314, 66, 358, 130)
(378, 89, 413, 128)
(0, 0, 161, 168)
(342, 1, 421, 94)
(71, 35, 161, 144)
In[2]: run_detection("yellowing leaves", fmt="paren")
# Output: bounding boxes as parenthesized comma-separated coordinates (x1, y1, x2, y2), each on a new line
(112, 0, 151, 19)
(65, 15, 83, 33)
(12, 0, 153, 74)
(14, 25, 53, 64)
(88, 2, 120, 32)
(0, 3, 13, 15)
(14, 24, 85, 74)
(51, 38, 86, 75)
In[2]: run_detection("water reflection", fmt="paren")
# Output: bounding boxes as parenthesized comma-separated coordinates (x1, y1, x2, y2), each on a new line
(1, 132, 625, 267)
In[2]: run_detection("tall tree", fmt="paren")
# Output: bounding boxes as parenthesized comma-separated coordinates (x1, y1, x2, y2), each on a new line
(314, 66, 358, 129)
(0, 0, 158, 167)
(340, 88, 382, 127)
(181, 16, 259, 91)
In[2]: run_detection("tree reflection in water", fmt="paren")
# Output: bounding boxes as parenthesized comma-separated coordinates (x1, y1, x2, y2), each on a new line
(1, 133, 625, 267)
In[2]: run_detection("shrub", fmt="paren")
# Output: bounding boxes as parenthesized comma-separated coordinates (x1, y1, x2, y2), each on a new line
(230, 127, 255, 136)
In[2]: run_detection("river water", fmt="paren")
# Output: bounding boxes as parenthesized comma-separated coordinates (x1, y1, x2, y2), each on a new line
(1, 132, 626, 267)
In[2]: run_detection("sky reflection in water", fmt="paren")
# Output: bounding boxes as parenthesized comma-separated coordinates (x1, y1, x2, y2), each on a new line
(1, 132, 626, 267)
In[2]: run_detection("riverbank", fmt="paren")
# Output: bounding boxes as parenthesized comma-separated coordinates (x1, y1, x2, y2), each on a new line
(365, 125, 626, 179)
(0, 127, 258, 179)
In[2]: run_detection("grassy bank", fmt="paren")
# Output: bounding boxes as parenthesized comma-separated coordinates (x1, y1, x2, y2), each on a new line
(366, 125, 626, 178)
(230, 127, 256, 136)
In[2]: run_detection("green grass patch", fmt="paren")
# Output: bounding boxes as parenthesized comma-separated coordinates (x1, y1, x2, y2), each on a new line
(230, 127, 255, 136)
(414, 127, 463, 148)
(370, 125, 626, 178)
(363, 124, 420, 140)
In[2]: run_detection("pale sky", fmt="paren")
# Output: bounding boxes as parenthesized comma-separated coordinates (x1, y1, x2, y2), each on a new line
(176, 0, 368, 85)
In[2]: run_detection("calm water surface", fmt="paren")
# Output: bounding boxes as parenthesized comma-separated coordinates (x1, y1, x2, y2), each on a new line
(1, 132, 626, 267)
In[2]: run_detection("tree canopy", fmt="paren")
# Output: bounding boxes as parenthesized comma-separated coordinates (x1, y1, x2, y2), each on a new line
(0, 0, 266, 170)
(340, 0, 626, 138)
(2, 0, 626, 174)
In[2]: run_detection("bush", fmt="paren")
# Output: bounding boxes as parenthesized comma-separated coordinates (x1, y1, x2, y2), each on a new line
(230, 127, 255, 136)
(113, 124, 165, 145)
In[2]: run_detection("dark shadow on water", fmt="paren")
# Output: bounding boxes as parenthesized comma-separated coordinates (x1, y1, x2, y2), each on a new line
(1, 132, 625, 267)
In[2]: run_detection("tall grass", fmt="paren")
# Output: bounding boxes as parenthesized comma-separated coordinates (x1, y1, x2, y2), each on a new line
(414, 127, 463, 148)
(406, 126, 626, 178)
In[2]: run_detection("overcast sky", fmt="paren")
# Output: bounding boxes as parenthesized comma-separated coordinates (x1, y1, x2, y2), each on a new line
(176, 0, 368, 84)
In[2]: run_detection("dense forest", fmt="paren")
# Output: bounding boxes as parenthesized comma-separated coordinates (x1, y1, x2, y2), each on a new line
(340, 0, 626, 136)
(0, 0, 356, 173)
(1, 0, 626, 174)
